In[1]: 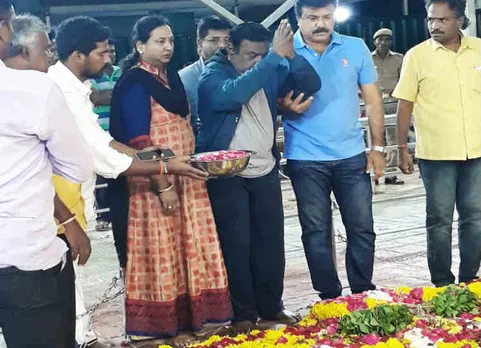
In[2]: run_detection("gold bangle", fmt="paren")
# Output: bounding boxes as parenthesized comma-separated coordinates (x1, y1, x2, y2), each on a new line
(57, 214, 76, 228)
(158, 183, 173, 193)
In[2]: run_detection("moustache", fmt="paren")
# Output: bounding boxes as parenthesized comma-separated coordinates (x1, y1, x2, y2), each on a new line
(430, 30, 444, 35)
(313, 28, 329, 34)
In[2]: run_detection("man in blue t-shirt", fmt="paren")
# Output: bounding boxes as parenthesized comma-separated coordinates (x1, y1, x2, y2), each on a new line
(283, 0, 385, 299)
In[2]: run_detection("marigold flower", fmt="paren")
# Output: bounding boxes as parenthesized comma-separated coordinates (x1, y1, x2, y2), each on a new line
(311, 301, 350, 320)
(422, 287, 445, 302)
(467, 282, 481, 298)
(436, 340, 479, 348)
(364, 298, 386, 309)
(395, 286, 412, 295)
(298, 315, 318, 327)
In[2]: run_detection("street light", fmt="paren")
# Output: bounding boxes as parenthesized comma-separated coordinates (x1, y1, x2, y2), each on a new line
(335, 6, 351, 22)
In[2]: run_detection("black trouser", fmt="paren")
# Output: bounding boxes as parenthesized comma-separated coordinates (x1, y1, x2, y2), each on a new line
(57, 234, 76, 348)
(207, 168, 285, 323)
(0, 262, 64, 348)
(95, 176, 111, 223)
(107, 176, 129, 268)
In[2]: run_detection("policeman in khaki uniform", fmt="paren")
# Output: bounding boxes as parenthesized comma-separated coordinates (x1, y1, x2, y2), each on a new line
(372, 28, 404, 185)
(372, 29, 403, 97)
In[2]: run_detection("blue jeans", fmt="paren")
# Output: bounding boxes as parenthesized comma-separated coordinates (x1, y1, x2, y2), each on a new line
(287, 152, 376, 298)
(419, 158, 481, 286)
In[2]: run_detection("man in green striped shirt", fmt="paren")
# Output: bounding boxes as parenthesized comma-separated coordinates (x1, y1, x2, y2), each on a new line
(90, 39, 120, 231)
(90, 39, 120, 132)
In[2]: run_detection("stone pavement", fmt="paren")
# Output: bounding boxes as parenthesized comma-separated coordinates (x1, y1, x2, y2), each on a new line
(0, 170, 464, 348)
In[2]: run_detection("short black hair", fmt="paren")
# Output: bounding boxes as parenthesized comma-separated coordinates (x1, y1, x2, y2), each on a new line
(229, 22, 272, 53)
(197, 15, 232, 40)
(55, 16, 111, 61)
(295, 0, 338, 17)
(426, 0, 470, 29)
(108, 38, 115, 46)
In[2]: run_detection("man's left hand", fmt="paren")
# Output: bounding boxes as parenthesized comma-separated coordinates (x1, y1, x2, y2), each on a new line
(366, 150, 385, 180)
(90, 89, 113, 107)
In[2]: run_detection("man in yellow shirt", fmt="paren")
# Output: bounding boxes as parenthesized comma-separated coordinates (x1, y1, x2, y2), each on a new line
(394, 0, 481, 287)
(53, 176, 87, 230)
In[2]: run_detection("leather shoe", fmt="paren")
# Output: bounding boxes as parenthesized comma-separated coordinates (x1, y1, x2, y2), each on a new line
(275, 310, 301, 326)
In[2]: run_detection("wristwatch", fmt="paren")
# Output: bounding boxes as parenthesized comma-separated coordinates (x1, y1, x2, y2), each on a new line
(372, 145, 385, 154)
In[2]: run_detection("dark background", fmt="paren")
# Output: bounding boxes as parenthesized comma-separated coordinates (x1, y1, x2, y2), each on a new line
(9, 0, 479, 69)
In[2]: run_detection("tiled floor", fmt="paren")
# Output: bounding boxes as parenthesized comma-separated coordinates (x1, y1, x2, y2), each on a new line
(0, 171, 464, 348)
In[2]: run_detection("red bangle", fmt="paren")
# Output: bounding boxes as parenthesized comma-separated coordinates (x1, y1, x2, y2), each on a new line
(159, 161, 164, 174)
(398, 144, 408, 149)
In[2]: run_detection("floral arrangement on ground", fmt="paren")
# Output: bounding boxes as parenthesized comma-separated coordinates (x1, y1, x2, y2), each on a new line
(160, 282, 481, 348)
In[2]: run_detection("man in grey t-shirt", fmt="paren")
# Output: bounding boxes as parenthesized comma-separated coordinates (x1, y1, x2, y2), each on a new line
(198, 21, 320, 330)
(229, 89, 276, 178)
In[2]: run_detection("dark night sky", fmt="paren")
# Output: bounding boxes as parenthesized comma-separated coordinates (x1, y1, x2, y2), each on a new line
(13, 0, 429, 19)
(349, 0, 427, 18)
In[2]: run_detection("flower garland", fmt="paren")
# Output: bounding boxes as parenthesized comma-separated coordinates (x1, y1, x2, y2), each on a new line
(159, 282, 481, 348)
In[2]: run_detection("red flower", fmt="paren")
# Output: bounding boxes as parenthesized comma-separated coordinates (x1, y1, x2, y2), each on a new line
(409, 288, 424, 300)
(404, 297, 419, 304)
(218, 337, 237, 346)
(326, 323, 338, 335)
(459, 313, 475, 320)
(347, 297, 368, 312)
(319, 338, 334, 346)
(416, 319, 429, 329)
(433, 328, 448, 338)
(444, 336, 458, 343)
(362, 334, 381, 345)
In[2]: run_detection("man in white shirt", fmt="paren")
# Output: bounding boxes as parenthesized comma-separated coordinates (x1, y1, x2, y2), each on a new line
(47, 16, 209, 346)
(48, 16, 208, 230)
(5, 14, 93, 348)
(0, 1, 94, 347)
